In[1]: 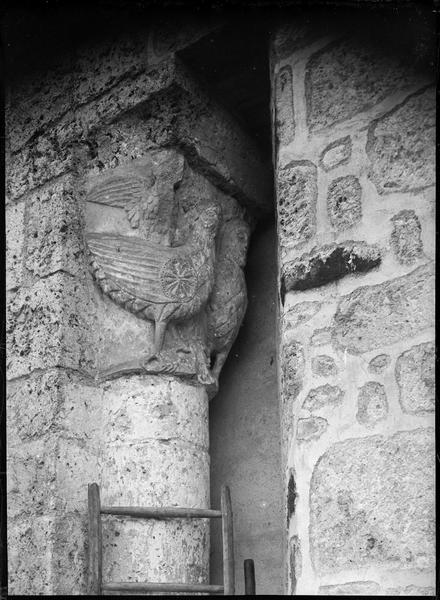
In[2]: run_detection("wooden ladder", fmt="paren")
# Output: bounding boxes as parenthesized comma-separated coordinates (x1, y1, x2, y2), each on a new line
(87, 482, 235, 595)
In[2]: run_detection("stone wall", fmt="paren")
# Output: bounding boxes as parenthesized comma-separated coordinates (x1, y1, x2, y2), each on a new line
(6, 19, 271, 594)
(271, 18, 435, 595)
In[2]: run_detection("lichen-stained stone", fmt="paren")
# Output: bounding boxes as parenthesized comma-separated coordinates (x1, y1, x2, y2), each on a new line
(25, 178, 86, 278)
(303, 384, 344, 411)
(327, 175, 362, 231)
(310, 327, 333, 347)
(390, 209, 423, 265)
(333, 263, 435, 354)
(6, 200, 25, 290)
(297, 416, 328, 441)
(320, 136, 352, 171)
(356, 381, 388, 427)
(284, 300, 322, 329)
(8, 512, 88, 595)
(305, 38, 421, 131)
(318, 581, 380, 595)
(311, 355, 338, 377)
(395, 342, 435, 414)
(6, 273, 95, 379)
(368, 354, 391, 374)
(277, 161, 317, 249)
(275, 65, 295, 147)
(367, 87, 435, 194)
(310, 428, 435, 574)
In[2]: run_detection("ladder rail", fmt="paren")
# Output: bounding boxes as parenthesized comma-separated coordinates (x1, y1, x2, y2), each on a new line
(87, 482, 235, 595)
(221, 485, 235, 595)
(87, 483, 102, 595)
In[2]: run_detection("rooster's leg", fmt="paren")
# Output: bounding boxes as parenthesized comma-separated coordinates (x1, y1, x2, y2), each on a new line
(153, 319, 167, 356)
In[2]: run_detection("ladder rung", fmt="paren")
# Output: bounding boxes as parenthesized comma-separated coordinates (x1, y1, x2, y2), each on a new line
(102, 582, 224, 593)
(100, 506, 222, 519)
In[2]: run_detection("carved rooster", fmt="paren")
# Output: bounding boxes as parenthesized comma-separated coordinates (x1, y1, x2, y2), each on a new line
(207, 219, 250, 385)
(87, 194, 220, 359)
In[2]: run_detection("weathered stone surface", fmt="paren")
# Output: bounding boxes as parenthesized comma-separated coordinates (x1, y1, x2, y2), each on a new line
(282, 241, 380, 292)
(284, 300, 322, 329)
(99, 376, 209, 586)
(384, 585, 435, 596)
(367, 87, 435, 193)
(281, 341, 305, 403)
(277, 161, 317, 249)
(275, 65, 295, 147)
(310, 327, 333, 347)
(303, 384, 343, 411)
(289, 535, 302, 594)
(8, 512, 88, 594)
(7, 370, 102, 445)
(297, 417, 328, 441)
(368, 354, 391, 374)
(272, 20, 329, 60)
(25, 178, 86, 278)
(306, 38, 421, 131)
(327, 175, 362, 231)
(390, 209, 423, 265)
(8, 437, 98, 518)
(356, 382, 388, 427)
(333, 263, 435, 354)
(6, 200, 25, 290)
(6, 273, 95, 379)
(281, 341, 305, 448)
(319, 581, 380, 595)
(310, 428, 435, 573)
(311, 355, 338, 377)
(395, 342, 435, 413)
(320, 136, 352, 171)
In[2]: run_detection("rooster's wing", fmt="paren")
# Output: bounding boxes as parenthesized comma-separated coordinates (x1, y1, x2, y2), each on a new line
(87, 233, 198, 304)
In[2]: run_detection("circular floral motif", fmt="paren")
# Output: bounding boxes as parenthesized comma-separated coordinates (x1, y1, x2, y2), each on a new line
(160, 257, 198, 301)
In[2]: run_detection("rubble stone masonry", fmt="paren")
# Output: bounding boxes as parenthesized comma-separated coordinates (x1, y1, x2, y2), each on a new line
(271, 19, 435, 595)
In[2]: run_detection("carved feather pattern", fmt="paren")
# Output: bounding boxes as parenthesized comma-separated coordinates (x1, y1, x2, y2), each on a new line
(87, 176, 144, 228)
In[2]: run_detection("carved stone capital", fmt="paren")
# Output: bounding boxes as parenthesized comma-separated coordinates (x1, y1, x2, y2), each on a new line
(84, 150, 250, 391)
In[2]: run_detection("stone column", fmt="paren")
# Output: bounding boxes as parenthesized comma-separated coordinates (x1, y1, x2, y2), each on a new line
(271, 15, 435, 596)
(6, 22, 271, 595)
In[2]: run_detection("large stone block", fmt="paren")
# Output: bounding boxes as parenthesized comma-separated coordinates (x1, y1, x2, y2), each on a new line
(367, 87, 435, 193)
(305, 38, 422, 131)
(333, 263, 434, 354)
(275, 65, 295, 147)
(395, 342, 435, 414)
(277, 161, 317, 250)
(310, 428, 435, 574)
(25, 177, 86, 278)
(6, 273, 95, 379)
(390, 209, 423, 265)
(6, 200, 25, 290)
